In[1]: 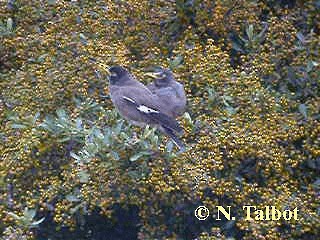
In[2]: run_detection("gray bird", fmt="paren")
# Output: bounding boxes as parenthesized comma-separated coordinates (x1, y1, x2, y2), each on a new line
(145, 68, 187, 118)
(104, 65, 185, 151)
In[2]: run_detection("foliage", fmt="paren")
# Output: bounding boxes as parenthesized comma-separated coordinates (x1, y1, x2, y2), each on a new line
(0, 0, 319, 239)
(7, 208, 45, 230)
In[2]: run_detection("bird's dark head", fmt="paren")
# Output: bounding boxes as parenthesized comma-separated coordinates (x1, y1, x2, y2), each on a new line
(108, 66, 129, 85)
(146, 67, 174, 87)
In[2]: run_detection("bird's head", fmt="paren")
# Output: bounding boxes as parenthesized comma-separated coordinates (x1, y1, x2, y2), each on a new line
(94, 60, 133, 87)
(108, 66, 129, 84)
(96, 64, 129, 85)
(145, 67, 174, 87)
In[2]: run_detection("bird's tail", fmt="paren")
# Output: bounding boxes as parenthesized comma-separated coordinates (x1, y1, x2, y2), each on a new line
(162, 126, 185, 152)
(148, 111, 183, 134)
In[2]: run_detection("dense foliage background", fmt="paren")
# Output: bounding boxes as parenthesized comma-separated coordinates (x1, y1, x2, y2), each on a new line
(1, 0, 319, 239)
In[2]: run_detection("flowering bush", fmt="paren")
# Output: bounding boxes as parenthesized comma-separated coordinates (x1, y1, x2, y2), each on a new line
(1, 0, 319, 239)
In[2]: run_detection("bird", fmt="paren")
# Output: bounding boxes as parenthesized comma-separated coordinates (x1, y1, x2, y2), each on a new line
(102, 65, 185, 151)
(145, 67, 187, 118)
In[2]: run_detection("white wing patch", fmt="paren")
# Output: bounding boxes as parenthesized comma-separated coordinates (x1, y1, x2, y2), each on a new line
(137, 105, 159, 113)
(122, 96, 136, 103)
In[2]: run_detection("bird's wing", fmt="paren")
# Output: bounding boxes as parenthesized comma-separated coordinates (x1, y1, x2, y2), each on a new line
(126, 74, 155, 95)
(111, 86, 183, 134)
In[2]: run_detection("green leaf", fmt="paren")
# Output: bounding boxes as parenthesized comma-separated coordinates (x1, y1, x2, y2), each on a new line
(256, 24, 268, 42)
(32, 112, 40, 124)
(130, 151, 150, 162)
(298, 104, 307, 119)
(93, 127, 103, 139)
(103, 133, 111, 145)
(246, 24, 254, 41)
(312, 179, 320, 190)
(79, 33, 87, 45)
(70, 152, 81, 161)
(7, 212, 22, 220)
(143, 125, 153, 139)
(223, 95, 233, 102)
(37, 54, 49, 63)
(114, 121, 123, 135)
(120, 132, 130, 139)
(306, 60, 319, 72)
(130, 153, 143, 162)
(30, 217, 45, 227)
(66, 194, 80, 202)
(57, 136, 71, 142)
(110, 151, 120, 160)
(170, 55, 183, 68)
(296, 32, 305, 43)
(128, 170, 141, 179)
(226, 106, 238, 116)
(78, 171, 89, 183)
(183, 112, 193, 125)
(56, 108, 67, 120)
(48, 0, 56, 5)
(152, 135, 159, 145)
(24, 208, 36, 220)
(231, 41, 244, 53)
(76, 118, 82, 130)
(11, 123, 26, 129)
(6, 18, 13, 31)
(39, 116, 55, 131)
(70, 203, 83, 215)
(166, 140, 174, 152)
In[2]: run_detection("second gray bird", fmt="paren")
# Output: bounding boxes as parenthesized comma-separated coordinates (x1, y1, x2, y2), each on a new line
(146, 68, 187, 118)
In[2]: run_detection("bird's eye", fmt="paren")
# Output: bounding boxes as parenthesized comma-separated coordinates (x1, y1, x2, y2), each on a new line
(111, 72, 117, 77)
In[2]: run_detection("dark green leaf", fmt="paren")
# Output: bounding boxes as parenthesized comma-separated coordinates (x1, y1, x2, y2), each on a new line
(231, 41, 244, 53)
(70, 203, 83, 215)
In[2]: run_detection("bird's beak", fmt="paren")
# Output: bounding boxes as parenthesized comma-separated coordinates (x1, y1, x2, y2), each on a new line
(97, 62, 110, 75)
(145, 72, 162, 79)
